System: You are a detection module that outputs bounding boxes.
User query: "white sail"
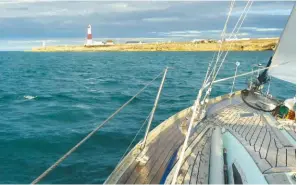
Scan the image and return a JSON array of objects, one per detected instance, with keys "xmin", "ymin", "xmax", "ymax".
[{"xmin": 269, "ymin": 5, "xmax": 296, "ymax": 84}]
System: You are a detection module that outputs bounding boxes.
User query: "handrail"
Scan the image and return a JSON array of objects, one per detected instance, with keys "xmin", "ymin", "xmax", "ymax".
[
  {"xmin": 230, "ymin": 62, "xmax": 240, "ymax": 95},
  {"xmin": 206, "ymin": 63, "xmax": 282, "ymax": 87},
  {"xmin": 31, "ymin": 69, "xmax": 165, "ymax": 184},
  {"xmin": 200, "ymin": 64, "xmax": 281, "ymax": 92},
  {"xmin": 141, "ymin": 67, "xmax": 168, "ymax": 149}
]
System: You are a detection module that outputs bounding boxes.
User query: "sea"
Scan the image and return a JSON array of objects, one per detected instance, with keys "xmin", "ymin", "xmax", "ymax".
[{"xmin": 0, "ymin": 51, "xmax": 295, "ymax": 183}]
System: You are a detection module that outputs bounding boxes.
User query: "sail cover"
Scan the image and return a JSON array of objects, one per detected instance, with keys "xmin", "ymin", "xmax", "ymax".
[{"xmin": 269, "ymin": 5, "xmax": 296, "ymax": 84}]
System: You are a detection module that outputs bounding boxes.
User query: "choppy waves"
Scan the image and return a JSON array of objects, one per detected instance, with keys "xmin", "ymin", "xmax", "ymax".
[{"xmin": 0, "ymin": 51, "xmax": 295, "ymax": 183}]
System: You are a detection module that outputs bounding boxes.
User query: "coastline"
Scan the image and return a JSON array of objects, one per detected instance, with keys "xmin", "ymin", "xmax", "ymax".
[{"xmin": 31, "ymin": 38, "xmax": 278, "ymax": 52}]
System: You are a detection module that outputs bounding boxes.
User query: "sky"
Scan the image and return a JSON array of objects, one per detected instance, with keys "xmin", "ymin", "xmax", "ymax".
[{"xmin": 0, "ymin": 0, "xmax": 295, "ymax": 50}]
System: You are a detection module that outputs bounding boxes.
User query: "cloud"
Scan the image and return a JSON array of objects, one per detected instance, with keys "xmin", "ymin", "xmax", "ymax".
[
  {"xmin": 0, "ymin": 1, "xmax": 171, "ymax": 18},
  {"xmin": 231, "ymin": 1, "xmax": 294, "ymax": 16},
  {"xmin": 152, "ymin": 30, "xmax": 229, "ymax": 38},
  {"xmin": 6, "ymin": 39, "xmax": 59, "ymax": 44},
  {"xmin": 205, "ymin": 30, "xmax": 222, "ymax": 33},
  {"xmin": 256, "ymin": 28, "xmax": 283, "ymax": 32},
  {"xmin": 224, "ymin": 32, "xmax": 250, "ymax": 37},
  {"xmin": 232, "ymin": 9, "xmax": 292, "ymax": 16},
  {"xmin": 241, "ymin": 27, "xmax": 283, "ymax": 32},
  {"xmin": 152, "ymin": 29, "xmax": 256, "ymax": 39},
  {"xmin": 0, "ymin": 1, "xmax": 293, "ymax": 45},
  {"xmin": 248, "ymin": 9, "xmax": 291, "ymax": 16},
  {"xmin": 154, "ymin": 30, "xmax": 201, "ymax": 37},
  {"xmin": 142, "ymin": 17, "xmax": 181, "ymax": 22}
]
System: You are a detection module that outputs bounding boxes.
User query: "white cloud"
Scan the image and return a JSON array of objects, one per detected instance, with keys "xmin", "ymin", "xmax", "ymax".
[
  {"xmin": 231, "ymin": 2, "xmax": 293, "ymax": 16},
  {"xmin": 0, "ymin": 1, "xmax": 170, "ymax": 18},
  {"xmin": 152, "ymin": 30, "xmax": 226, "ymax": 37},
  {"xmin": 0, "ymin": 0, "xmax": 59, "ymax": 5},
  {"xmin": 232, "ymin": 9, "xmax": 291, "ymax": 16},
  {"xmin": 151, "ymin": 29, "xmax": 252, "ymax": 38},
  {"xmin": 142, "ymin": 17, "xmax": 181, "ymax": 22},
  {"xmin": 6, "ymin": 39, "xmax": 60, "ymax": 44},
  {"xmin": 155, "ymin": 30, "xmax": 201, "ymax": 37},
  {"xmin": 39, "ymin": 9, "xmax": 69, "ymax": 16},
  {"xmin": 0, "ymin": 1, "xmax": 291, "ymax": 41},
  {"xmin": 225, "ymin": 32, "xmax": 250, "ymax": 37},
  {"xmin": 248, "ymin": 9, "xmax": 291, "ymax": 16},
  {"xmin": 205, "ymin": 30, "xmax": 222, "ymax": 33},
  {"xmin": 241, "ymin": 27, "xmax": 283, "ymax": 32},
  {"xmin": 255, "ymin": 28, "xmax": 283, "ymax": 32}
]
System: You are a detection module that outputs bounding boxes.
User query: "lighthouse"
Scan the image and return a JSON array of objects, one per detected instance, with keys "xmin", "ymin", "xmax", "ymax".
[{"xmin": 86, "ymin": 24, "xmax": 93, "ymax": 46}]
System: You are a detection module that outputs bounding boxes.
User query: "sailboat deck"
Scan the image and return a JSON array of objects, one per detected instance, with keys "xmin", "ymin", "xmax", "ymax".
[
  {"xmin": 106, "ymin": 93, "xmax": 296, "ymax": 184},
  {"xmin": 118, "ymin": 121, "xmax": 184, "ymax": 184}
]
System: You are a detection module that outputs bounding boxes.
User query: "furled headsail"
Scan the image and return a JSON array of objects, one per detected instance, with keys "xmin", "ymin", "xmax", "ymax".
[{"xmin": 269, "ymin": 4, "xmax": 296, "ymax": 84}]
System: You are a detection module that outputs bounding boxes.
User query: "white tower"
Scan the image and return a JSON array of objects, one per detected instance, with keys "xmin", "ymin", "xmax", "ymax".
[{"xmin": 86, "ymin": 24, "xmax": 93, "ymax": 46}]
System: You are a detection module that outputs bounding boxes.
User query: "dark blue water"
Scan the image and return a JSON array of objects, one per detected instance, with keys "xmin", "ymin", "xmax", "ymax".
[{"xmin": 0, "ymin": 51, "xmax": 295, "ymax": 183}]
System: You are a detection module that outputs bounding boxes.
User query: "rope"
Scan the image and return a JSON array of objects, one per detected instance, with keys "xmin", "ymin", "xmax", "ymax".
[
  {"xmin": 205, "ymin": 0, "xmax": 253, "ymax": 85},
  {"xmin": 201, "ymin": 0, "xmax": 253, "ymax": 109},
  {"xmin": 212, "ymin": 63, "xmax": 282, "ymax": 85},
  {"xmin": 171, "ymin": 6, "xmax": 254, "ymax": 182},
  {"xmin": 203, "ymin": 0, "xmax": 235, "ymax": 84},
  {"xmin": 212, "ymin": 0, "xmax": 253, "ymax": 82},
  {"xmin": 215, "ymin": 0, "xmax": 252, "ymax": 61},
  {"xmin": 203, "ymin": 0, "xmax": 235, "ymax": 85},
  {"xmin": 202, "ymin": 0, "xmax": 252, "ymax": 105},
  {"xmin": 31, "ymin": 70, "xmax": 165, "ymax": 184},
  {"xmin": 213, "ymin": 0, "xmax": 236, "ymax": 59}
]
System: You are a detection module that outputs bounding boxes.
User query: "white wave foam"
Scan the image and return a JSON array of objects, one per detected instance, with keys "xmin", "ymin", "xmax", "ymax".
[
  {"xmin": 24, "ymin": 95, "xmax": 36, "ymax": 100},
  {"xmin": 74, "ymin": 104, "xmax": 90, "ymax": 109}
]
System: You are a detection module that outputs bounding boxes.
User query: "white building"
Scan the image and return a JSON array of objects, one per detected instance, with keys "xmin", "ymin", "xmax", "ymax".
[
  {"xmin": 42, "ymin": 41, "xmax": 46, "ymax": 48},
  {"xmin": 105, "ymin": 40, "xmax": 115, "ymax": 45},
  {"xmin": 191, "ymin": 39, "xmax": 203, "ymax": 43},
  {"xmin": 93, "ymin": 41, "xmax": 104, "ymax": 46}
]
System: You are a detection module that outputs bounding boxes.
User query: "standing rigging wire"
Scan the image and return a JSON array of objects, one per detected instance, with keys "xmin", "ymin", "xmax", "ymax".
[
  {"xmin": 201, "ymin": 1, "xmax": 253, "ymax": 109},
  {"xmin": 212, "ymin": 1, "xmax": 253, "ymax": 82},
  {"xmin": 204, "ymin": 0, "xmax": 237, "ymax": 85},
  {"xmin": 204, "ymin": 0, "xmax": 253, "ymax": 88},
  {"xmin": 172, "ymin": 2, "xmax": 254, "ymax": 183},
  {"xmin": 214, "ymin": 0, "xmax": 251, "ymax": 60},
  {"xmin": 171, "ymin": 2, "xmax": 240, "ymax": 184},
  {"xmin": 201, "ymin": 1, "xmax": 251, "ymax": 106},
  {"xmin": 203, "ymin": 0, "xmax": 236, "ymax": 86},
  {"xmin": 204, "ymin": 0, "xmax": 253, "ymax": 86}
]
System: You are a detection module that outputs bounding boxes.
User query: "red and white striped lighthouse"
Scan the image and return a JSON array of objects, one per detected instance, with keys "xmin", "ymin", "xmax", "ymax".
[{"xmin": 86, "ymin": 24, "xmax": 93, "ymax": 46}]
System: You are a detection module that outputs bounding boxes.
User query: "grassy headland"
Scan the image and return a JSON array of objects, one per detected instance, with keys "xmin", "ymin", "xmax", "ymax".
[{"xmin": 31, "ymin": 38, "xmax": 278, "ymax": 52}]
